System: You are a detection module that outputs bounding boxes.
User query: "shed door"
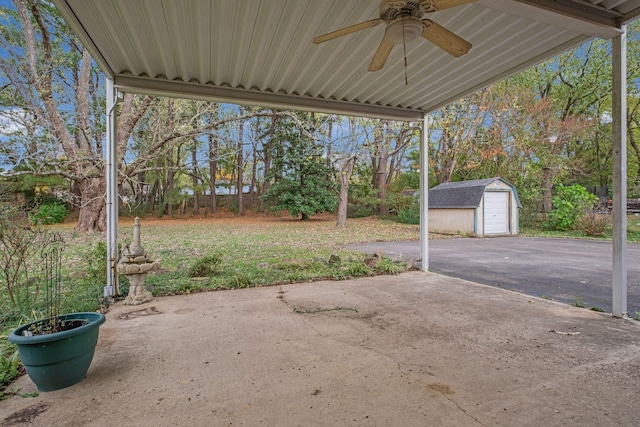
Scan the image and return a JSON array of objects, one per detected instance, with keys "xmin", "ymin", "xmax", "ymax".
[{"xmin": 484, "ymin": 191, "xmax": 509, "ymax": 234}]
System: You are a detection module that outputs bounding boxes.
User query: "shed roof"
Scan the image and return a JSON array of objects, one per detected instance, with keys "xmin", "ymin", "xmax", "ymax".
[{"xmin": 429, "ymin": 177, "xmax": 521, "ymax": 209}]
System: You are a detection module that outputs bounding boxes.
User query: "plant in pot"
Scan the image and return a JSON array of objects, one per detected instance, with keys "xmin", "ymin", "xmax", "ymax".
[{"xmin": 7, "ymin": 233, "xmax": 105, "ymax": 392}]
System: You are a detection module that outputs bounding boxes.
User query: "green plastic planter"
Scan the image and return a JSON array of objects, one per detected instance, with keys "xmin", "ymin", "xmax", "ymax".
[{"xmin": 8, "ymin": 312, "xmax": 105, "ymax": 392}]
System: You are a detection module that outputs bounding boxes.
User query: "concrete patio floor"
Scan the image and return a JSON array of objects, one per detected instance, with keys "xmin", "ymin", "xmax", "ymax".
[{"xmin": 2, "ymin": 271, "xmax": 639, "ymax": 426}]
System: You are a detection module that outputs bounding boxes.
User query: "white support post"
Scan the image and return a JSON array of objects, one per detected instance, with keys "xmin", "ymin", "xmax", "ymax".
[
  {"xmin": 105, "ymin": 77, "xmax": 119, "ymax": 298},
  {"xmin": 612, "ymin": 25, "xmax": 628, "ymax": 318},
  {"xmin": 420, "ymin": 114, "xmax": 429, "ymax": 271}
]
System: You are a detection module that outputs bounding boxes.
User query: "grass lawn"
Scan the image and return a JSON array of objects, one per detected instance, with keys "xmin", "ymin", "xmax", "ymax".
[
  {"xmin": 521, "ymin": 213, "xmax": 640, "ymax": 243},
  {"xmin": 60, "ymin": 213, "xmax": 422, "ymax": 292},
  {"xmin": 129, "ymin": 214, "xmax": 419, "ymax": 293},
  {"xmin": 1, "ymin": 213, "xmax": 422, "ymax": 396}
]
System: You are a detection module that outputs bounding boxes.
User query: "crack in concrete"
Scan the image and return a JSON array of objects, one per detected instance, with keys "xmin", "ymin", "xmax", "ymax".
[{"xmin": 275, "ymin": 287, "xmax": 486, "ymax": 425}]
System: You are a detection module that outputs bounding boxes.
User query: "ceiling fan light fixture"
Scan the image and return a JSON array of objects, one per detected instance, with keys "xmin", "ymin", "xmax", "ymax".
[{"xmin": 385, "ymin": 17, "xmax": 424, "ymax": 44}]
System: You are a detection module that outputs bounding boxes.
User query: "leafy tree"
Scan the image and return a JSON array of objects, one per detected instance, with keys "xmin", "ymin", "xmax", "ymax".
[
  {"xmin": 428, "ymin": 89, "xmax": 491, "ymax": 184},
  {"xmin": 331, "ymin": 116, "xmax": 359, "ymax": 227},
  {"xmin": 367, "ymin": 119, "xmax": 418, "ymax": 215},
  {"xmin": 0, "ymin": 1, "xmax": 153, "ymax": 232},
  {"xmin": 502, "ymin": 39, "xmax": 610, "ymax": 213},
  {"xmin": 544, "ymin": 184, "xmax": 598, "ymax": 231},
  {"xmin": 626, "ymin": 23, "xmax": 640, "ymax": 188},
  {"xmin": 262, "ymin": 114, "xmax": 337, "ymax": 220}
]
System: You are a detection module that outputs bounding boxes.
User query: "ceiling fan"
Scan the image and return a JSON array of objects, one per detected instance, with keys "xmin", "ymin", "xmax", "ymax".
[{"xmin": 313, "ymin": 0, "xmax": 474, "ymax": 72}]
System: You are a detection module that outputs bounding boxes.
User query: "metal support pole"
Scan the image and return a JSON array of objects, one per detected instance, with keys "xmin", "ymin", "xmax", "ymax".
[
  {"xmin": 612, "ymin": 25, "xmax": 627, "ymax": 318},
  {"xmin": 105, "ymin": 77, "xmax": 119, "ymax": 298},
  {"xmin": 420, "ymin": 114, "xmax": 429, "ymax": 271}
]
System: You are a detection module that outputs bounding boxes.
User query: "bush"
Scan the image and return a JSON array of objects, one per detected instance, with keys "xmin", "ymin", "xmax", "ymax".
[
  {"xmin": 372, "ymin": 257, "xmax": 406, "ymax": 274},
  {"xmin": 517, "ymin": 183, "xmax": 545, "ymax": 227},
  {"xmin": 544, "ymin": 184, "xmax": 597, "ymax": 231},
  {"xmin": 0, "ymin": 341, "xmax": 20, "ymax": 400},
  {"xmin": 347, "ymin": 196, "xmax": 379, "ymax": 218},
  {"xmin": 575, "ymin": 213, "xmax": 611, "ymax": 237},
  {"xmin": 0, "ymin": 206, "xmax": 47, "ymax": 310},
  {"xmin": 343, "ymin": 261, "xmax": 372, "ymax": 277},
  {"xmin": 397, "ymin": 201, "xmax": 420, "ymax": 225},
  {"xmin": 64, "ymin": 241, "xmax": 111, "ymax": 312},
  {"xmin": 30, "ymin": 202, "xmax": 68, "ymax": 225},
  {"xmin": 347, "ymin": 203, "xmax": 376, "ymax": 218},
  {"xmin": 385, "ymin": 193, "xmax": 414, "ymax": 216},
  {"xmin": 389, "ymin": 172, "xmax": 419, "ymax": 194},
  {"xmin": 188, "ymin": 253, "xmax": 223, "ymax": 277}
]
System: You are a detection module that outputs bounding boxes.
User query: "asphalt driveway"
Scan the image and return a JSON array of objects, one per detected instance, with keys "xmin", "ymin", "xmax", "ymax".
[{"xmin": 346, "ymin": 237, "xmax": 640, "ymax": 315}]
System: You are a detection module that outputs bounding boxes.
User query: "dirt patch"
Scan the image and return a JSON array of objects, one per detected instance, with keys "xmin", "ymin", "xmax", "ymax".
[
  {"xmin": 2, "ymin": 403, "xmax": 50, "ymax": 426},
  {"xmin": 116, "ymin": 306, "xmax": 162, "ymax": 320}
]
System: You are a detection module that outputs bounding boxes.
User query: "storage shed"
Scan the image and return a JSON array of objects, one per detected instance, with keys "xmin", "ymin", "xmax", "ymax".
[{"xmin": 429, "ymin": 178, "xmax": 521, "ymax": 237}]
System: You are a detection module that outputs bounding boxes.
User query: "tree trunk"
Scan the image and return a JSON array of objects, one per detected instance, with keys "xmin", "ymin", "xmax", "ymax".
[
  {"xmin": 250, "ymin": 117, "xmax": 260, "ymax": 201},
  {"xmin": 136, "ymin": 171, "xmax": 145, "ymax": 204},
  {"xmin": 336, "ymin": 156, "xmax": 355, "ymax": 227},
  {"xmin": 541, "ymin": 167, "xmax": 555, "ymax": 216},
  {"xmin": 251, "ymin": 140, "xmax": 258, "ymax": 195},
  {"xmin": 75, "ymin": 177, "xmax": 107, "ymax": 233},
  {"xmin": 337, "ymin": 118, "xmax": 355, "ymax": 227},
  {"xmin": 237, "ymin": 120, "xmax": 244, "ymax": 215},
  {"xmin": 300, "ymin": 171, "xmax": 307, "ymax": 221},
  {"xmin": 192, "ymin": 142, "xmax": 199, "ymax": 215},
  {"xmin": 376, "ymin": 121, "xmax": 390, "ymax": 216},
  {"xmin": 165, "ymin": 100, "xmax": 175, "ymax": 216},
  {"xmin": 209, "ymin": 133, "xmax": 218, "ymax": 213},
  {"xmin": 376, "ymin": 156, "xmax": 389, "ymax": 215},
  {"xmin": 259, "ymin": 114, "xmax": 276, "ymax": 212},
  {"xmin": 327, "ymin": 122, "xmax": 333, "ymax": 168},
  {"xmin": 69, "ymin": 180, "xmax": 82, "ymax": 214},
  {"xmin": 370, "ymin": 121, "xmax": 384, "ymax": 191},
  {"xmin": 249, "ymin": 143, "xmax": 257, "ymax": 210},
  {"xmin": 166, "ymin": 157, "xmax": 174, "ymax": 216},
  {"xmin": 150, "ymin": 181, "xmax": 158, "ymax": 211}
]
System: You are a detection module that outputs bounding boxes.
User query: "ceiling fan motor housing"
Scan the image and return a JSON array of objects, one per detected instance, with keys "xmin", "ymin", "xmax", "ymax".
[
  {"xmin": 385, "ymin": 18, "xmax": 425, "ymax": 44},
  {"xmin": 380, "ymin": 1, "xmax": 430, "ymax": 44},
  {"xmin": 380, "ymin": 0, "xmax": 431, "ymax": 21}
]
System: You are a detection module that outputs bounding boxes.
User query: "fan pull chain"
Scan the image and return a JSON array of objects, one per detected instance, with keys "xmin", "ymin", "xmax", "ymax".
[{"xmin": 401, "ymin": 17, "xmax": 409, "ymax": 85}]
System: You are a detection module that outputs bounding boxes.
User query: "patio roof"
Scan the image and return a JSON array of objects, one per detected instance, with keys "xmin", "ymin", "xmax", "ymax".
[
  {"xmin": 50, "ymin": 0, "xmax": 640, "ymax": 317},
  {"xmin": 52, "ymin": 0, "xmax": 640, "ymax": 120}
]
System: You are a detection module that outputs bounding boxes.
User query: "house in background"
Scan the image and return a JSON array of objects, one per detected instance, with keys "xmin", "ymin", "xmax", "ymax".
[{"xmin": 429, "ymin": 178, "xmax": 521, "ymax": 237}]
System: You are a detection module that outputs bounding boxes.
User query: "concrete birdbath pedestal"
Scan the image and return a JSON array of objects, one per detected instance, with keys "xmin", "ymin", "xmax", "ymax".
[{"xmin": 117, "ymin": 217, "xmax": 161, "ymax": 306}]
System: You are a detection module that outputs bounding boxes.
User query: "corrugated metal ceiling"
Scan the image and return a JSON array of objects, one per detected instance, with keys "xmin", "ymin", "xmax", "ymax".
[{"xmin": 53, "ymin": 0, "xmax": 640, "ymax": 120}]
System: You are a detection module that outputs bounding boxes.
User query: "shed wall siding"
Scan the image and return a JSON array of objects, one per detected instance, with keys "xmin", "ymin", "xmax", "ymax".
[
  {"xmin": 428, "ymin": 209, "xmax": 476, "ymax": 236},
  {"xmin": 510, "ymin": 192, "xmax": 519, "ymax": 235}
]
